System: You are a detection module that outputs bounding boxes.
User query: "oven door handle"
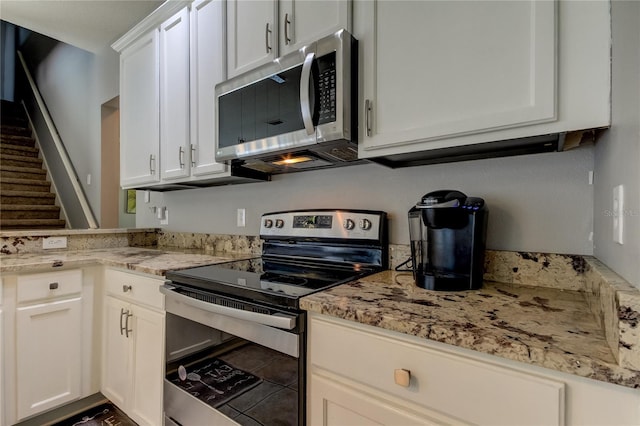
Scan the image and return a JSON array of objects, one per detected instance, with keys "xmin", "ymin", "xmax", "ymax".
[{"xmin": 160, "ymin": 284, "xmax": 297, "ymax": 330}]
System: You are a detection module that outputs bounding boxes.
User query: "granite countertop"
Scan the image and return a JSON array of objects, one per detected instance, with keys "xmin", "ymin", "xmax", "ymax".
[
  {"xmin": 300, "ymin": 269, "xmax": 640, "ymax": 389},
  {"xmin": 0, "ymin": 246, "xmax": 254, "ymax": 276}
]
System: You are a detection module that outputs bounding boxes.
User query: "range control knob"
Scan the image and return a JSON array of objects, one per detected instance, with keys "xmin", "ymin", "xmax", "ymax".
[
  {"xmin": 359, "ymin": 218, "xmax": 372, "ymax": 230},
  {"xmin": 343, "ymin": 218, "xmax": 355, "ymax": 230},
  {"xmin": 275, "ymin": 219, "xmax": 285, "ymax": 228},
  {"xmin": 264, "ymin": 219, "xmax": 274, "ymax": 228}
]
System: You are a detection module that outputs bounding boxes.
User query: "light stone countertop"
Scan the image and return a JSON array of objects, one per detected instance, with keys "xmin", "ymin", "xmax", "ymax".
[
  {"xmin": 300, "ymin": 270, "xmax": 640, "ymax": 389},
  {"xmin": 0, "ymin": 246, "xmax": 253, "ymax": 276}
]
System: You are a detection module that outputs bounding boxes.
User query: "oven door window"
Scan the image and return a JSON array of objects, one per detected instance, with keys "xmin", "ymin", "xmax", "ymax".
[{"xmin": 165, "ymin": 312, "xmax": 301, "ymax": 426}]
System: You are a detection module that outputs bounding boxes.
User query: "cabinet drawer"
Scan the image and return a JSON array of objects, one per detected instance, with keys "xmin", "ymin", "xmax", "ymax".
[
  {"xmin": 310, "ymin": 315, "xmax": 565, "ymax": 426},
  {"xmin": 104, "ymin": 268, "xmax": 164, "ymax": 310},
  {"xmin": 17, "ymin": 269, "xmax": 82, "ymax": 304}
]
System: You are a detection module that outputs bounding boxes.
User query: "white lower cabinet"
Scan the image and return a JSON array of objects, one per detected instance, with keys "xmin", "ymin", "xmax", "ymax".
[
  {"xmin": 308, "ymin": 313, "xmax": 640, "ymax": 426},
  {"xmin": 12, "ymin": 269, "xmax": 86, "ymax": 422},
  {"xmin": 101, "ymin": 269, "xmax": 165, "ymax": 426},
  {"xmin": 16, "ymin": 298, "xmax": 82, "ymax": 419}
]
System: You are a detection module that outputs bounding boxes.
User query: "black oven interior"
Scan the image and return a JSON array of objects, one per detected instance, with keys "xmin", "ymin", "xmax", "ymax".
[{"xmin": 164, "ymin": 311, "xmax": 304, "ymax": 426}]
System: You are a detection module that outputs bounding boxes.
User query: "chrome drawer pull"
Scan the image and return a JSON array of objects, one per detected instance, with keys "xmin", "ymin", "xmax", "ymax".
[
  {"xmin": 120, "ymin": 308, "xmax": 126, "ymax": 335},
  {"xmin": 123, "ymin": 285, "xmax": 132, "ymax": 293},
  {"xmin": 49, "ymin": 282, "xmax": 59, "ymax": 290}
]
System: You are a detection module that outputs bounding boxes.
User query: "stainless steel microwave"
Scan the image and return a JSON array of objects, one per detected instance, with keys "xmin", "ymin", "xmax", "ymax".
[{"xmin": 215, "ymin": 29, "xmax": 361, "ymax": 174}]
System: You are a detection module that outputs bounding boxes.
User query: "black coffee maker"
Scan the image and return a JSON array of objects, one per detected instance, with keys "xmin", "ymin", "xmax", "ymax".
[{"xmin": 408, "ymin": 190, "xmax": 488, "ymax": 291}]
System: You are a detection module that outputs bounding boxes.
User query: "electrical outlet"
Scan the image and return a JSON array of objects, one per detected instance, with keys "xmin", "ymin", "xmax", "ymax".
[
  {"xmin": 160, "ymin": 209, "xmax": 169, "ymax": 225},
  {"xmin": 613, "ymin": 185, "xmax": 624, "ymax": 244},
  {"xmin": 237, "ymin": 208, "xmax": 246, "ymax": 227},
  {"xmin": 43, "ymin": 236, "xmax": 68, "ymax": 250}
]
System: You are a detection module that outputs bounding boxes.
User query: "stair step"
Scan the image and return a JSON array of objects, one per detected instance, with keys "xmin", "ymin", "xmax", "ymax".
[
  {"xmin": 0, "ymin": 154, "xmax": 43, "ymax": 168},
  {"xmin": 0, "ymin": 143, "xmax": 39, "ymax": 157},
  {"xmin": 0, "ymin": 165, "xmax": 47, "ymax": 180},
  {"xmin": 0, "ymin": 115, "xmax": 29, "ymax": 129},
  {"xmin": 0, "ymin": 134, "xmax": 35, "ymax": 147},
  {"xmin": 1, "ymin": 100, "xmax": 27, "ymax": 117},
  {"xmin": 0, "ymin": 218, "xmax": 66, "ymax": 230},
  {"xmin": 0, "ymin": 204, "xmax": 61, "ymax": 220},
  {"xmin": 0, "ymin": 177, "xmax": 51, "ymax": 192},
  {"xmin": 1, "ymin": 190, "xmax": 56, "ymax": 205}
]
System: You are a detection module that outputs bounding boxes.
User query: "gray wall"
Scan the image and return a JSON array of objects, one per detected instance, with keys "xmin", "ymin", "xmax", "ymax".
[
  {"xmin": 593, "ymin": 1, "xmax": 640, "ymax": 288},
  {"xmin": 23, "ymin": 38, "xmax": 120, "ymax": 227},
  {"xmin": 137, "ymin": 146, "xmax": 595, "ymax": 256}
]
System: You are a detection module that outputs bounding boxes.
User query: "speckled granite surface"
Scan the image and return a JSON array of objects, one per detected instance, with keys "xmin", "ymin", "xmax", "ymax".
[
  {"xmin": 157, "ymin": 231, "xmax": 262, "ymax": 255},
  {"xmin": 0, "ymin": 229, "xmax": 157, "ymax": 255},
  {"xmin": 0, "ymin": 246, "xmax": 252, "ymax": 276},
  {"xmin": 300, "ymin": 265, "xmax": 640, "ymax": 389}
]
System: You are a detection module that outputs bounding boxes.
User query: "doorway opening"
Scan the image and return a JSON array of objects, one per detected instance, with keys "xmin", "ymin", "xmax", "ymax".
[{"xmin": 101, "ymin": 96, "xmax": 134, "ymax": 228}]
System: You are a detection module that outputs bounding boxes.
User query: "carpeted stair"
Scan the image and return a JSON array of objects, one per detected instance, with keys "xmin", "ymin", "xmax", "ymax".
[{"xmin": 1, "ymin": 100, "xmax": 66, "ymax": 230}]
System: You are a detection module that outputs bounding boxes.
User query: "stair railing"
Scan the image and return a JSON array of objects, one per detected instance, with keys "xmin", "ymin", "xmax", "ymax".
[{"xmin": 16, "ymin": 50, "xmax": 98, "ymax": 229}]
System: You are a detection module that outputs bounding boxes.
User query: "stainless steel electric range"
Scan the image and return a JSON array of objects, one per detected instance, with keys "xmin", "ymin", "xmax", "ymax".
[{"xmin": 161, "ymin": 209, "xmax": 388, "ymax": 426}]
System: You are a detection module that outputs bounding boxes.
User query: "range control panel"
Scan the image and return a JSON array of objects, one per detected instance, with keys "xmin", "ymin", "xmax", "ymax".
[{"xmin": 260, "ymin": 210, "xmax": 384, "ymax": 240}]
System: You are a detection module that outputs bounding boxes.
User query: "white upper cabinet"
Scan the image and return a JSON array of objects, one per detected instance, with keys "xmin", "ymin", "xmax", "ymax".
[
  {"xmin": 278, "ymin": 0, "xmax": 351, "ymax": 55},
  {"xmin": 190, "ymin": 0, "xmax": 228, "ymax": 177},
  {"xmin": 227, "ymin": 0, "xmax": 352, "ymax": 78},
  {"xmin": 160, "ymin": 7, "xmax": 191, "ymax": 181},
  {"xmin": 354, "ymin": 0, "xmax": 610, "ymax": 160},
  {"xmin": 226, "ymin": 0, "xmax": 278, "ymax": 78},
  {"xmin": 120, "ymin": 31, "xmax": 160, "ymax": 187}
]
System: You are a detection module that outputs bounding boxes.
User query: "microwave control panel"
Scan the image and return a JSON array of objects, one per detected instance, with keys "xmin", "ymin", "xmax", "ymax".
[{"xmin": 317, "ymin": 52, "xmax": 337, "ymax": 125}]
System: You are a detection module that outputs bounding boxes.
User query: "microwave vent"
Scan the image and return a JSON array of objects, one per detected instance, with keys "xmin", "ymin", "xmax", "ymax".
[{"xmin": 319, "ymin": 146, "xmax": 359, "ymax": 162}]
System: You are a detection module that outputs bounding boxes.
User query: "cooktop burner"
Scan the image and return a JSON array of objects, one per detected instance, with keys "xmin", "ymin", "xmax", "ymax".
[{"xmin": 166, "ymin": 257, "xmax": 375, "ymax": 310}]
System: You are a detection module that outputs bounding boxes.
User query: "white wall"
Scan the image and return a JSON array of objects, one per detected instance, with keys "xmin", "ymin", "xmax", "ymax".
[
  {"xmin": 30, "ymin": 42, "xmax": 120, "ymax": 226},
  {"xmin": 137, "ymin": 146, "xmax": 595, "ymax": 256},
  {"xmin": 593, "ymin": 1, "xmax": 640, "ymax": 288}
]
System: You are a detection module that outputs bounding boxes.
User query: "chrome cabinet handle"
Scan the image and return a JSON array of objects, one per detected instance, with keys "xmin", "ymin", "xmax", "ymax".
[
  {"xmin": 265, "ymin": 22, "xmax": 272, "ymax": 53},
  {"xmin": 365, "ymin": 99, "xmax": 373, "ymax": 137},
  {"xmin": 149, "ymin": 154, "xmax": 156, "ymax": 175},
  {"xmin": 179, "ymin": 146, "xmax": 185, "ymax": 169},
  {"xmin": 284, "ymin": 13, "xmax": 291, "ymax": 45},
  {"xmin": 120, "ymin": 308, "xmax": 126, "ymax": 336},
  {"xmin": 125, "ymin": 310, "xmax": 133, "ymax": 338},
  {"xmin": 49, "ymin": 282, "xmax": 59, "ymax": 290},
  {"xmin": 123, "ymin": 285, "xmax": 132, "ymax": 293},
  {"xmin": 190, "ymin": 144, "xmax": 196, "ymax": 167},
  {"xmin": 300, "ymin": 52, "xmax": 316, "ymax": 136}
]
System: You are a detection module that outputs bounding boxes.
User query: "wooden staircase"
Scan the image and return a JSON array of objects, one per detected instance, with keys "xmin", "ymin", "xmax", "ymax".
[{"xmin": 1, "ymin": 100, "xmax": 66, "ymax": 230}]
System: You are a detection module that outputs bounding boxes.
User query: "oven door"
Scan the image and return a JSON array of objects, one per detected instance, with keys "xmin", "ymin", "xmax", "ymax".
[{"xmin": 161, "ymin": 284, "xmax": 304, "ymax": 426}]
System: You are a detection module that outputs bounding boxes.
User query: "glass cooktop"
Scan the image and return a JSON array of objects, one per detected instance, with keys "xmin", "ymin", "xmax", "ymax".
[{"xmin": 165, "ymin": 257, "xmax": 374, "ymax": 310}]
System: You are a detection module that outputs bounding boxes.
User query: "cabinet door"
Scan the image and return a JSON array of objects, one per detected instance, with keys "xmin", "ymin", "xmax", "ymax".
[
  {"xmin": 128, "ymin": 305, "xmax": 165, "ymax": 426},
  {"xmin": 190, "ymin": 0, "xmax": 228, "ymax": 177},
  {"xmin": 356, "ymin": 0, "xmax": 556, "ymax": 155},
  {"xmin": 160, "ymin": 7, "xmax": 192, "ymax": 181},
  {"xmin": 279, "ymin": 0, "xmax": 351, "ymax": 55},
  {"xmin": 101, "ymin": 296, "xmax": 131, "ymax": 410},
  {"xmin": 16, "ymin": 298, "xmax": 82, "ymax": 419},
  {"xmin": 120, "ymin": 30, "xmax": 161, "ymax": 188},
  {"xmin": 226, "ymin": 0, "xmax": 278, "ymax": 78}
]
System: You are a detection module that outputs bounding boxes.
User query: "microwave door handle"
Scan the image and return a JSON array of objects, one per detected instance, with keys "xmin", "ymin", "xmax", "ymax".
[{"xmin": 300, "ymin": 52, "xmax": 316, "ymax": 135}]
